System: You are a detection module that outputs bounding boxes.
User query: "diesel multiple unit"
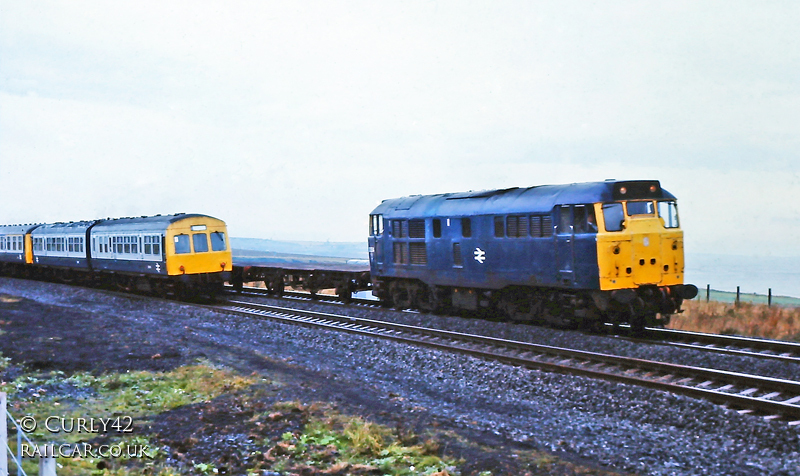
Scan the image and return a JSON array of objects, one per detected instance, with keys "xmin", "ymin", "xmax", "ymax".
[
  {"xmin": 0, "ymin": 214, "xmax": 232, "ymax": 297},
  {"xmin": 368, "ymin": 180, "xmax": 697, "ymax": 329}
]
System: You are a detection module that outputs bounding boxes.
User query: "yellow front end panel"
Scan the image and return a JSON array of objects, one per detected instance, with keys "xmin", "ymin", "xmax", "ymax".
[
  {"xmin": 165, "ymin": 216, "xmax": 233, "ymax": 276},
  {"xmin": 25, "ymin": 234, "xmax": 33, "ymax": 264},
  {"xmin": 595, "ymin": 205, "xmax": 685, "ymax": 291}
]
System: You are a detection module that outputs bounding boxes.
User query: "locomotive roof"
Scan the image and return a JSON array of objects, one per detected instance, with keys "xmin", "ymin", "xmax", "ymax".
[{"xmin": 371, "ymin": 180, "xmax": 677, "ymax": 217}]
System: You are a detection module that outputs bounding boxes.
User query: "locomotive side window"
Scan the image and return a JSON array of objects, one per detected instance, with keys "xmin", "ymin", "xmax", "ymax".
[
  {"xmin": 174, "ymin": 234, "xmax": 191, "ymax": 254},
  {"xmin": 626, "ymin": 201, "xmax": 655, "ymax": 216},
  {"xmin": 602, "ymin": 203, "xmax": 625, "ymax": 232},
  {"xmin": 658, "ymin": 201, "xmax": 679, "ymax": 228},
  {"xmin": 461, "ymin": 218, "xmax": 472, "ymax": 238},
  {"xmin": 432, "ymin": 219, "xmax": 442, "ymax": 238},
  {"xmin": 557, "ymin": 206, "xmax": 571, "ymax": 234},
  {"xmin": 494, "ymin": 217, "xmax": 504, "ymax": 237},
  {"xmin": 193, "ymin": 233, "xmax": 209, "ymax": 253},
  {"xmin": 210, "ymin": 232, "xmax": 226, "ymax": 251}
]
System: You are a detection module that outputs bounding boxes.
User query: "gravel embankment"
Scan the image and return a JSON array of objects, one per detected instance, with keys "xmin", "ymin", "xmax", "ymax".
[{"xmin": 2, "ymin": 278, "xmax": 799, "ymax": 476}]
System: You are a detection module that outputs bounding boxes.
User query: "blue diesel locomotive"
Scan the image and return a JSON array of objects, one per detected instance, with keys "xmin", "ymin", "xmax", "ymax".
[{"xmin": 368, "ymin": 180, "xmax": 698, "ymax": 329}]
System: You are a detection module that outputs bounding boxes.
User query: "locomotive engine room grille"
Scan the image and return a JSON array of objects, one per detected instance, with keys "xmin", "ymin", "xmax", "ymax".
[{"xmin": 409, "ymin": 243, "xmax": 427, "ymax": 265}]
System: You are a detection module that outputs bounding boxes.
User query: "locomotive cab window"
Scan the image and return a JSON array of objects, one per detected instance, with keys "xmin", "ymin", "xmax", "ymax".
[
  {"xmin": 210, "ymin": 232, "xmax": 226, "ymax": 251},
  {"xmin": 626, "ymin": 200, "xmax": 655, "ymax": 216},
  {"xmin": 174, "ymin": 234, "xmax": 191, "ymax": 254},
  {"xmin": 658, "ymin": 200, "xmax": 679, "ymax": 228},
  {"xmin": 573, "ymin": 205, "xmax": 597, "ymax": 234},
  {"xmin": 602, "ymin": 203, "xmax": 625, "ymax": 232},
  {"xmin": 370, "ymin": 215, "xmax": 383, "ymax": 236}
]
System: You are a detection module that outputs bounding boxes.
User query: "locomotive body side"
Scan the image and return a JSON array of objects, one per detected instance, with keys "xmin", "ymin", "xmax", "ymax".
[{"xmin": 369, "ymin": 180, "xmax": 696, "ymax": 329}]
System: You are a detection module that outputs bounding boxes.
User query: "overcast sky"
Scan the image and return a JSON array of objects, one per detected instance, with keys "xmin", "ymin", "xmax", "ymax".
[{"xmin": 2, "ymin": 1, "xmax": 799, "ymax": 257}]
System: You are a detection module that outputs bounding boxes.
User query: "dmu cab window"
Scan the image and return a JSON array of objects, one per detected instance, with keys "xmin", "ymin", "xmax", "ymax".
[
  {"xmin": 210, "ymin": 232, "xmax": 226, "ymax": 251},
  {"xmin": 658, "ymin": 201, "xmax": 679, "ymax": 228},
  {"xmin": 174, "ymin": 234, "xmax": 191, "ymax": 254},
  {"xmin": 193, "ymin": 233, "xmax": 209, "ymax": 253},
  {"xmin": 602, "ymin": 203, "xmax": 625, "ymax": 232}
]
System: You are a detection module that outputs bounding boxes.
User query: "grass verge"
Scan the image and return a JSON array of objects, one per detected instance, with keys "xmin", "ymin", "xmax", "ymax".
[{"xmin": 673, "ymin": 300, "xmax": 800, "ymax": 341}]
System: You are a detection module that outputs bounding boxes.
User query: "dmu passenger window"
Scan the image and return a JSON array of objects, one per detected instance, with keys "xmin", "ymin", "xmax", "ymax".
[
  {"xmin": 210, "ymin": 232, "xmax": 226, "ymax": 251},
  {"xmin": 174, "ymin": 234, "xmax": 191, "ymax": 254},
  {"xmin": 193, "ymin": 233, "xmax": 209, "ymax": 253}
]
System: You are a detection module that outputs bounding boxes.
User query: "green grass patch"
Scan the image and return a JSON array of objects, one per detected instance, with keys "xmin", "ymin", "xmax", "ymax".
[
  {"xmin": 267, "ymin": 408, "xmax": 456, "ymax": 475},
  {"xmin": 2, "ymin": 361, "xmax": 256, "ymax": 475}
]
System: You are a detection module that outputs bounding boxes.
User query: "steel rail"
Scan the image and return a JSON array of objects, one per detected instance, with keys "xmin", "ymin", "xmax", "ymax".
[
  {"xmin": 227, "ymin": 286, "xmax": 800, "ymax": 364},
  {"xmin": 211, "ymin": 299, "xmax": 800, "ymax": 423}
]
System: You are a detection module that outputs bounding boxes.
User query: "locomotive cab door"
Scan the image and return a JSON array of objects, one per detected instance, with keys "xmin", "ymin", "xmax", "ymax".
[{"xmin": 555, "ymin": 206, "xmax": 575, "ymax": 286}]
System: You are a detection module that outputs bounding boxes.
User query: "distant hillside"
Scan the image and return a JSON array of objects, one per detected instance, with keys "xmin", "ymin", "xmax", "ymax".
[{"xmin": 231, "ymin": 237, "xmax": 367, "ymax": 260}]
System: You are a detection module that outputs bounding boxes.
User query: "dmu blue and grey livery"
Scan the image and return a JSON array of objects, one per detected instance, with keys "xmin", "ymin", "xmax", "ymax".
[
  {"xmin": 0, "ymin": 214, "xmax": 232, "ymax": 297},
  {"xmin": 368, "ymin": 180, "xmax": 698, "ymax": 330}
]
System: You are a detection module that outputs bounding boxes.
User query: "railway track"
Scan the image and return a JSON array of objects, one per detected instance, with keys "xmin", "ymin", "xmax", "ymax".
[
  {"xmin": 211, "ymin": 298, "xmax": 800, "ymax": 425},
  {"xmin": 228, "ymin": 286, "xmax": 800, "ymax": 364}
]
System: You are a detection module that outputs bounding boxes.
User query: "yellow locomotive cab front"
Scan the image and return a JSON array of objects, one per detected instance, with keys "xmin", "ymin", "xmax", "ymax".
[{"xmin": 595, "ymin": 199, "xmax": 684, "ymax": 291}]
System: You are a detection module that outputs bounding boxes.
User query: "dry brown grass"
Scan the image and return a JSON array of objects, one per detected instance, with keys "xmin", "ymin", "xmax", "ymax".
[{"xmin": 671, "ymin": 300, "xmax": 800, "ymax": 341}]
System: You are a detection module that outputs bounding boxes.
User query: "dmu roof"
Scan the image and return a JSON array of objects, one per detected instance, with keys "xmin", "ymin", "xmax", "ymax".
[
  {"xmin": 371, "ymin": 180, "xmax": 677, "ymax": 218},
  {"xmin": 91, "ymin": 214, "xmax": 216, "ymax": 233}
]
